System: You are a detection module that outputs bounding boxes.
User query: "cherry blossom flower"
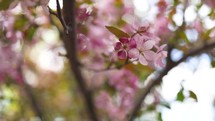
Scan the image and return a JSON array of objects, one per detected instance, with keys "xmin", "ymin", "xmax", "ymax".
[
  {"xmin": 95, "ymin": 91, "xmax": 125, "ymax": 121},
  {"xmin": 77, "ymin": 7, "xmax": 91, "ymax": 22},
  {"xmin": 0, "ymin": 12, "xmax": 23, "ymax": 43},
  {"xmin": 77, "ymin": 33, "xmax": 89, "ymax": 51},
  {"xmin": 9, "ymin": 0, "xmax": 50, "ymax": 14},
  {"xmin": 107, "ymin": 69, "xmax": 138, "ymax": 91},
  {"xmin": 129, "ymin": 38, "xmax": 158, "ymax": 65},
  {"xmin": 154, "ymin": 44, "xmax": 167, "ymax": 67},
  {"xmin": 96, "ymin": 69, "xmax": 139, "ymax": 121},
  {"xmin": 114, "ymin": 37, "xmax": 136, "ymax": 59},
  {"xmin": 153, "ymin": 17, "xmax": 170, "ymax": 37}
]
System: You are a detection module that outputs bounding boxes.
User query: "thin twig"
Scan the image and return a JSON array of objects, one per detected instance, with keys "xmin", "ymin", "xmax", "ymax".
[
  {"xmin": 128, "ymin": 41, "xmax": 215, "ymax": 121},
  {"xmin": 80, "ymin": 59, "xmax": 138, "ymax": 72},
  {"xmin": 48, "ymin": 6, "xmax": 59, "ymax": 17},
  {"xmin": 56, "ymin": 0, "xmax": 69, "ymax": 34}
]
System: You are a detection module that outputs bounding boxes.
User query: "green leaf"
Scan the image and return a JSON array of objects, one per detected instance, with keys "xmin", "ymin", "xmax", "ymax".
[
  {"xmin": 160, "ymin": 102, "xmax": 171, "ymax": 109},
  {"xmin": 14, "ymin": 15, "xmax": 28, "ymax": 29},
  {"xmin": 180, "ymin": 31, "xmax": 190, "ymax": 43},
  {"xmin": 103, "ymin": 81, "xmax": 116, "ymax": 96},
  {"xmin": 26, "ymin": 27, "xmax": 37, "ymax": 41},
  {"xmin": 176, "ymin": 89, "xmax": 185, "ymax": 102},
  {"xmin": 173, "ymin": 0, "xmax": 180, "ymax": 6},
  {"xmin": 211, "ymin": 60, "xmax": 215, "ymax": 67},
  {"xmin": 157, "ymin": 112, "xmax": 163, "ymax": 121},
  {"xmin": 189, "ymin": 90, "xmax": 198, "ymax": 102},
  {"xmin": 146, "ymin": 104, "xmax": 156, "ymax": 111},
  {"xmin": 135, "ymin": 110, "xmax": 144, "ymax": 118},
  {"xmin": 203, "ymin": 29, "xmax": 212, "ymax": 40},
  {"xmin": 0, "ymin": 0, "xmax": 14, "ymax": 10},
  {"xmin": 105, "ymin": 26, "xmax": 130, "ymax": 38}
]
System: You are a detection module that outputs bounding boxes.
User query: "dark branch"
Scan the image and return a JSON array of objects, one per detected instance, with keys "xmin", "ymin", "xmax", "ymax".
[
  {"xmin": 128, "ymin": 41, "xmax": 215, "ymax": 121},
  {"xmin": 19, "ymin": 66, "xmax": 46, "ymax": 121},
  {"xmin": 55, "ymin": 0, "xmax": 68, "ymax": 34},
  {"xmin": 48, "ymin": 6, "xmax": 58, "ymax": 17},
  {"xmin": 62, "ymin": 0, "xmax": 98, "ymax": 121},
  {"xmin": 23, "ymin": 83, "xmax": 46, "ymax": 121}
]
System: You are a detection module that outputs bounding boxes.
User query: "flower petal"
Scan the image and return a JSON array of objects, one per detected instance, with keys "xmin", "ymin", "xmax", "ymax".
[
  {"xmin": 139, "ymin": 54, "xmax": 148, "ymax": 65},
  {"xmin": 118, "ymin": 50, "xmax": 127, "ymax": 59},
  {"xmin": 128, "ymin": 38, "xmax": 137, "ymax": 49},
  {"xmin": 115, "ymin": 42, "xmax": 123, "ymax": 51},
  {"xmin": 119, "ymin": 37, "xmax": 129, "ymax": 44},
  {"xmin": 142, "ymin": 40, "xmax": 155, "ymax": 50},
  {"xmin": 128, "ymin": 48, "xmax": 139, "ymax": 59},
  {"xmin": 156, "ymin": 58, "xmax": 165, "ymax": 67},
  {"xmin": 143, "ymin": 50, "xmax": 158, "ymax": 61}
]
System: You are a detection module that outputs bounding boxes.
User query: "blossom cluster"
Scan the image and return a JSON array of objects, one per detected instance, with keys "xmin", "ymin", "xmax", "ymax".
[
  {"xmin": 96, "ymin": 69, "xmax": 138, "ymax": 121},
  {"xmin": 114, "ymin": 25, "xmax": 167, "ymax": 67},
  {"xmin": 0, "ymin": 42, "xmax": 22, "ymax": 82},
  {"xmin": 0, "ymin": 0, "xmax": 50, "ymax": 82}
]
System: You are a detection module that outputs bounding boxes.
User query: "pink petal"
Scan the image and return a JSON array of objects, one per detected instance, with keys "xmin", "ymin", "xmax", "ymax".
[
  {"xmin": 115, "ymin": 42, "xmax": 123, "ymax": 51},
  {"xmin": 156, "ymin": 59, "xmax": 165, "ymax": 67},
  {"xmin": 143, "ymin": 50, "xmax": 158, "ymax": 61},
  {"xmin": 128, "ymin": 38, "xmax": 137, "ymax": 49},
  {"xmin": 161, "ymin": 51, "xmax": 167, "ymax": 57},
  {"xmin": 118, "ymin": 50, "xmax": 127, "ymax": 59},
  {"xmin": 142, "ymin": 40, "xmax": 155, "ymax": 50},
  {"xmin": 160, "ymin": 44, "xmax": 167, "ymax": 50},
  {"xmin": 128, "ymin": 48, "xmax": 139, "ymax": 59},
  {"xmin": 135, "ymin": 38, "xmax": 144, "ymax": 49},
  {"xmin": 139, "ymin": 54, "xmax": 148, "ymax": 65},
  {"xmin": 119, "ymin": 37, "xmax": 129, "ymax": 44}
]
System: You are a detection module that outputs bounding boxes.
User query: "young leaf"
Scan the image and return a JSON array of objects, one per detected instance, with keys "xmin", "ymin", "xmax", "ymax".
[
  {"xmin": 180, "ymin": 31, "xmax": 190, "ymax": 44},
  {"xmin": 160, "ymin": 102, "xmax": 171, "ymax": 109},
  {"xmin": 105, "ymin": 26, "xmax": 130, "ymax": 38},
  {"xmin": 176, "ymin": 89, "xmax": 185, "ymax": 102},
  {"xmin": 157, "ymin": 112, "xmax": 163, "ymax": 121},
  {"xmin": 189, "ymin": 90, "xmax": 198, "ymax": 102},
  {"xmin": 0, "ymin": 0, "xmax": 14, "ymax": 10},
  {"xmin": 25, "ymin": 26, "xmax": 37, "ymax": 41}
]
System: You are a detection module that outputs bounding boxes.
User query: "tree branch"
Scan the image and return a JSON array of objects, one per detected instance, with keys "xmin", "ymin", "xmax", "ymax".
[
  {"xmin": 128, "ymin": 41, "xmax": 215, "ymax": 121},
  {"xmin": 23, "ymin": 83, "xmax": 46, "ymax": 121},
  {"xmin": 61, "ymin": 0, "xmax": 98, "ymax": 121},
  {"xmin": 53, "ymin": 0, "xmax": 69, "ymax": 34},
  {"xmin": 18, "ymin": 66, "xmax": 46, "ymax": 121}
]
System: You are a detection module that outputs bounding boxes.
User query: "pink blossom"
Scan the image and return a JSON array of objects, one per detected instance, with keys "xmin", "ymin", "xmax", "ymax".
[
  {"xmin": 192, "ymin": 20, "xmax": 204, "ymax": 33},
  {"xmin": 96, "ymin": 69, "xmax": 139, "ymax": 121},
  {"xmin": 77, "ymin": 7, "xmax": 91, "ymax": 22},
  {"xmin": 124, "ymin": 19, "xmax": 150, "ymax": 34},
  {"xmin": 153, "ymin": 17, "xmax": 170, "ymax": 37},
  {"xmin": 96, "ymin": 91, "xmax": 126, "ymax": 121},
  {"xmin": 95, "ymin": 91, "xmax": 113, "ymax": 110},
  {"xmin": 154, "ymin": 44, "xmax": 167, "ymax": 67},
  {"xmin": 77, "ymin": 33, "xmax": 89, "ymax": 51},
  {"xmin": 114, "ymin": 37, "xmax": 136, "ymax": 59},
  {"xmin": 107, "ymin": 69, "xmax": 138, "ymax": 91},
  {"xmin": 157, "ymin": 0, "xmax": 168, "ymax": 15},
  {"xmin": 204, "ymin": 0, "xmax": 215, "ymax": 8},
  {"xmin": 129, "ymin": 38, "xmax": 158, "ymax": 65},
  {"xmin": 0, "ymin": 42, "xmax": 22, "ymax": 83},
  {"xmin": 0, "ymin": 12, "xmax": 23, "ymax": 43}
]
